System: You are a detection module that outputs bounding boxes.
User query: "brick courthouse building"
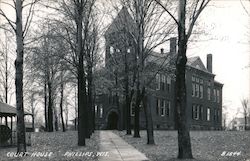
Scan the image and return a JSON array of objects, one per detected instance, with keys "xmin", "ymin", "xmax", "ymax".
[{"xmin": 94, "ymin": 7, "xmax": 223, "ymax": 130}]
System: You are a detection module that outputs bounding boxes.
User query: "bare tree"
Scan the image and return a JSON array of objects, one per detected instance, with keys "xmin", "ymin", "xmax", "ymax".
[
  {"xmin": 49, "ymin": 0, "xmax": 97, "ymax": 145},
  {"xmin": 0, "ymin": 30, "xmax": 14, "ymax": 104},
  {"xmin": 155, "ymin": 0, "xmax": 211, "ymax": 158},
  {"xmin": 241, "ymin": 98, "xmax": 249, "ymax": 130},
  {"xmin": 107, "ymin": 0, "xmax": 175, "ymax": 144},
  {"xmin": 0, "ymin": 0, "xmax": 39, "ymax": 153}
]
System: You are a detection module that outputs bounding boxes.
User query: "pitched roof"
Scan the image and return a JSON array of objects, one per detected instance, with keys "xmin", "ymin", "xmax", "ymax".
[
  {"xmin": 0, "ymin": 101, "xmax": 32, "ymax": 116},
  {"xmin": 187, "ymin": 56, "xmax": 210, "ymax": 73},
  {"xmin": 105, "ymin": 7, "xmax": 136, "ymax": 36}
]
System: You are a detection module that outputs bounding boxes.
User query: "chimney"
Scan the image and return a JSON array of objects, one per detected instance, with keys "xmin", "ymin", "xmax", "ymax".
[
  {"xmin": 207, "ymin": 54, "xmax": 213, "ymax": 73},
  {"xmin": 170, "ymin": 37, "xmax": 177, "ymax": 54},
  {"xmin": 160, "ymin": 48, "xmax": 164, "ymax": 54}
]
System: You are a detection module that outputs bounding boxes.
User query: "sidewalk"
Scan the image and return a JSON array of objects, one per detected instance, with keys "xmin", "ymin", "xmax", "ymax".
[{"xmin": 98, "ymin": 130, "xmax": 149, "ymax": 161}]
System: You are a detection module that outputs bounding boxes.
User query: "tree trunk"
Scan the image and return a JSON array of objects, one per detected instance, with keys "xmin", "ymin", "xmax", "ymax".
[
  {"xmin": 60, "ymin": 82, "xmax": 66, "ymax": 132},
  {"xmin": 76, "ymin": 1, "xmax": 86, "ymax": 146},
  {"xmin": 44, "ymin": 80, "xmax": 48, "ymax": 131},
  {"xmin": 54, "ymin": 107, "xmax": 59, "ymax": 131},
  {"xmin": 87, "ymin": 56, "xmax": 93, "ymax": 137},
  {"xmin": 15, "ymin": 0, "xmax": 26, "ymax": 153},
  {"xmin": 54, "ymin": 108, "xmax": 59, "ymax": 131},
  {"xmin": 134, "ymin": 88, "xmax": 141, "ymax": 138},
  {"xmin": 125, "ymin": 51, "xmax": 131, "ymax": 135},
  {"xmin": 31, "ymin": 94, "xmax": 35, "ymax": 131},
  {"xmin": 93, "ymin": 86, "xmax": 96, "ymax": 131},
  {"xmin": 60, "ymin": 82, "xmax": 65, "ymax": 132},
  {"xmin": 47, "ymin": 81, "xmax": 53, "ymax": 132},
  {"xmin": 245, "ymin": 115, "xmax": 247, "ymax": 130},
  {"xmin": 5, "ymin": 49, "xmax": 8, "ymax": 104},
  {"xmin": 143, "ymin": 90, "xmax": 155, "ymax": 144},
  {"xmin": 175, "ymin": 0, "xmax": 193, "ymax": 158}
]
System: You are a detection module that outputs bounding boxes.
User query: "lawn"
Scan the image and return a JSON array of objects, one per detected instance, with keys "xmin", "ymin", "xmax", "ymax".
[
  {"xmin": 0, "ymin": 131, "xmax": 99, "ymax": 161},
  {"xmin": 115, "ymin": 130, "xmax": 250, "ymax": 161}
]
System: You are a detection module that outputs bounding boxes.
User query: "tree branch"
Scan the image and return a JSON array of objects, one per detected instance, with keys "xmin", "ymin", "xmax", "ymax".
[
  {"xmin": 0, "ymin": 9, "xmax": 16, "ymax": 32},
  {"xmin": 154, "ymin": 0, "xmax": 179, "ymax": 25}
]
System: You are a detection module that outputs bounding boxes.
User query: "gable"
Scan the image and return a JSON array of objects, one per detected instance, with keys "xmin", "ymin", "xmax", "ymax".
[
  {"xmin": 105, "ymin": 7, "xmax": 136, "ymax": 37},
  {"xmin": 187, "ymin": 57, "xmax": 209, "ymax": 72}
]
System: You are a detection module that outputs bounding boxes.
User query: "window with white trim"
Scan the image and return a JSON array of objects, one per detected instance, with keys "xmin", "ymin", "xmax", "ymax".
[
  {"xmin": 160, "ymin": 75, "xmax": 166, "ymax": 91},
  {"xmin": 100, "ymin": 105, "xmax": 103, "ymax": 118},
  {"xmin": 207, "ymin": 87, "xmax": 211, "ymax": 100},
  {"xmin": 95, "ymin": 105, "xmax": 98, "ymax": 115},
  {"xmin": 200, "ymin": 85, "xmax": 203, "ymax": 99},
  {"xmin": 207, "ymin": 107, "xmax": 210, "ymax": 121},
  {"xmin": 192, "ymin": 104, "xmax": 199, "ymax": 120},
  {"xmin": 195, "ymin": 84, "xmax": 199, "ymax": 97},
  {"xmin": 213, "ymin": 89, "xmax": 216, "ymax": 102},
  {"xmin": 192, "ymin": 83, "xmax": 195, "ymax": 97},
  {"xmin": 192, "ymin": 75, "xmax": 203, "ymax": 99},
  {"xmin": 217, "ymin": 89, "xmax": 220, "ymax": 103},
  {"xmin": 166, "ymin": 76, "xmax": 171, "ymax": 92},
  {"xmin": 156, "ymin": 74, "xmax": 160, "ymax": 90}
]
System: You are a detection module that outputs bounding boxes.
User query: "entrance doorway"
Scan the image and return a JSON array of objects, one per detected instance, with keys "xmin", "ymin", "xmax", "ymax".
[{"xmin": 107, "ymin": 111, "xmax": 118, "ymax": 130}]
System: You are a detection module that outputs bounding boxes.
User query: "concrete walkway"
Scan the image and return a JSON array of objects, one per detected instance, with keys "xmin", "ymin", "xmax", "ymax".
[{"xmin": 98, "ymin": 131, "xmax": 149, "ymax": 161}]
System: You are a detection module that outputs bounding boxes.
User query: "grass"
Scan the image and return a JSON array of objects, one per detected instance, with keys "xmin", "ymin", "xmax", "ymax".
[
  {"xmin": 1, "ymin": 130, "xmax": 249, "ymax": 161},
  {"xmin": 0, "ymin": 131, "xmax": 99, "ymax": 161},
  {"xmin": 115, "ymin": 130, "xmax": 250, "ymax": 161}
]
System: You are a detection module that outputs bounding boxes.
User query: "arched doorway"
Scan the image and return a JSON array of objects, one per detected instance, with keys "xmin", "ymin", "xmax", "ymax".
[{"xmin": 107, "ymin": 111, "xmax": 118, "ymax": 130}]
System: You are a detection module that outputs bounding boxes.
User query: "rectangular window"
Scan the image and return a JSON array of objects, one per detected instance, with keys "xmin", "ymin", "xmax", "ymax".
[
  {"xmin": 156, "ymin": 74, "xmax": 160, "ymax": 90},
  {"xmin": 200, "ymin": 85, "xmax": 203, "ymax": 99},
  {"xmin": 166, "ymin": 101, "xmax": 170, "ymax": 116},
  {"xmin": 214, "ymin": 89, "xmax": 216, "ymax": 102},
  {"xmin": 160, "ymin": 75, "xmax": 166, "ymax": 91},
  {"xmin": 156, "ymin": 98, "xmax": 160, "ymax": 115},
  {"xmin": 214, "ymin": 109, "xmax": 217, "ymax": 121},
  {"xmin": 192, "ymin": 83, "xmax": 195, "ymax": 97},
  {"xmin": 192, "ymin": 104, "xmax": 199, "ymax": 120},
  {"xmin": 199, "ymin": 105, "xmax": 203, "ymax": 120},
  {"xmin": 195, "ymin": 84, "xmax": 199, "ymax": 97},
  {"xmin": 166, "ymin": 76, "xmax": 171, "ymax": 92},
  {"xmin": 160, "ymin": 99, "xmax": 165, "ymax": 116},
  {"xmin": 217, "ymin": 90, "xmax": 220, "ymax": 103},
  {"xmin": 207, "ymin": 107, "xmax": 210, "ymax": 121},
  {"xmin": 196, "ymin": 77, "xmax": 199, "ymax": 83},
  {"xmin": 95, "ymin": 105, "xmax": 98, "ymax": 115},
  {"xmin": 207, "ymin": 88, "xmax": 211, "ymax": 100},
  {"xmin": 131, "ymin": 102, "xmax": 135, "ymax": 116},
  {"xmin": 100, "ymin": 105, "xmax": 103, "ymax": 118},
  {"xmin": 192, "ymin": 76, "xmax": 195, "ymax": 81}
]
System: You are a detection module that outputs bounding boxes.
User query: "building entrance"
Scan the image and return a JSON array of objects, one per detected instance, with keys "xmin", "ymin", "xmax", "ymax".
[{"xmin": 107, "ymin": 111, "xmax": 118, "ymax": 130}]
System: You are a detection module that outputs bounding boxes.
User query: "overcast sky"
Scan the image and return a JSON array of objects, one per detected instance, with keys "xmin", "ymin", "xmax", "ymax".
[
  {"xmin": 187, "ymin": 0, "xmax": 250, "ymax": 121},
  {"xmin": 0, "ymin": 0, "xmax": 250, "ymax": 124}
]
